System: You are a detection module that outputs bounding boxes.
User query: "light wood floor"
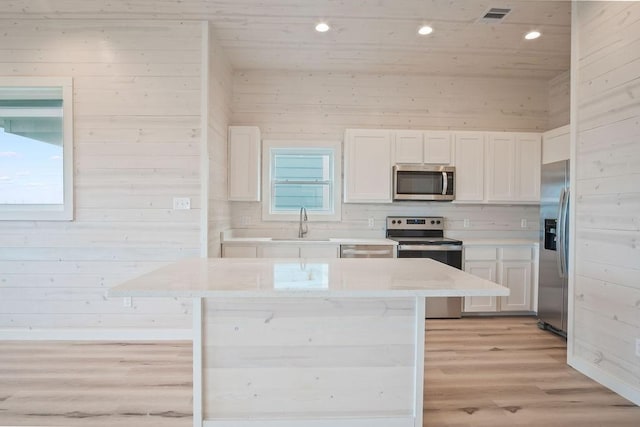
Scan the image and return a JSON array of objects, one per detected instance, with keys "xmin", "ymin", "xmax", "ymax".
[{"xmin": 1, "ymin": 317, "xmax": 638, "ymax": 426}]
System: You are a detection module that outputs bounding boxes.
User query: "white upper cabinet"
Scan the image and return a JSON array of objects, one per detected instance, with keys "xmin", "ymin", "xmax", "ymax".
[
  {"xmin": 228, "ymin": 126, "xmax": 261, "ymax": 201},
  {"xmin": 453, "ymin": 132, "xmax": 485, "ymax": 202},
  {"xmin": 486, "ymin": 132, "xmax": 541, "ymax": 203},
  {"xmin": 394, "ymin": 130, "xmax": 423, "ymax": 163},
  {"xmin": 425, "ymin": 131, "xmax": 452, "ymax": 164},
  {"xmin": 542, "ymin": 124, "xmax": 570, "ymax": 164},
  {"xmin": 486, "ymin": 133, "xmax": 517, "ymax": 201},
  {"xmin": 394, "ymin": 130, "xmax": 452, "ymax": 164},
  {"xmin": 515, "ymin": 133, "xmax": 542, "ymax": 202},
  {"xmin": 344, "ymin": 129, "xmax": 393, "ymax": 203}
]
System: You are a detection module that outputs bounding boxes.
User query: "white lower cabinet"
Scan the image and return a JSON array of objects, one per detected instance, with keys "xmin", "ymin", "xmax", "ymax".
[
  {"xmin": 260, "ymin": 245, "xmax": 300, "ymax": 258},
  {"xmin": 299, "ymin": 245, "xmax": 340, "ymax": 258},
  {"xmin": 222, "ymin": 245, "xmax": 258, "ymax": 258},
  {"xmin": 222, "ymin": 243, "xmax": 339, "ymax": 259},
  {"xmin": 463, "ymin": 261, "xmax": 499, "ymax": 312},
  {"xmin": 499, "ymin": 261, "xmax": 532, "ymax": 311},
  {"xmin": 463, "ymin": 245, "xmax": 536, "ymax": 313}
]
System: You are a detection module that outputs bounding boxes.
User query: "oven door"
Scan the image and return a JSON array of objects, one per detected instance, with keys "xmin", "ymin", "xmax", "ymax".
[
  {"xmin": 397, "ymin": 244, "xmax": 463, "ymax": 319},
  {"xmin": 393, "ymin": 165, "xmax": 455, "ymax": 201},
  {"xmin": 397, "ymin": 244, "xmax": 462, "ymax": 269}
]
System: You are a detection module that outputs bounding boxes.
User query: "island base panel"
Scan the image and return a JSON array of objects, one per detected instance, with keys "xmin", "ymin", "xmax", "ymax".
[{"xmin": 198, "ymin": 297, "xmax": 425, "ymax": 426}]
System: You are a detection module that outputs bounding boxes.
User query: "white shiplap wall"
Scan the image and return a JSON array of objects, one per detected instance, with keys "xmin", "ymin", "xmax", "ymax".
[
  {"xmin": 230, "ymin": 70, "xmax": 547, "ymax": 239},
  {"xmin": 207, "ymin": 28, "xmax": 234, "ymax": 257},
  {"xmin": 548, "ymin": 70, "xmax": 570, "ymax": 130},
  {"xmin": 571, "ymin": 1, "xmax": 640, "ymax": 405},
  {"xmin": 0, "ymin": 20, "xmax": 203, "ymax": 332}
]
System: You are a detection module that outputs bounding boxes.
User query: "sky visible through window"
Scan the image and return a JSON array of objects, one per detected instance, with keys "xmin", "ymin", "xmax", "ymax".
[{"xmin": 0, "ymin": 127, "xmax": 64, "ymax": 204}]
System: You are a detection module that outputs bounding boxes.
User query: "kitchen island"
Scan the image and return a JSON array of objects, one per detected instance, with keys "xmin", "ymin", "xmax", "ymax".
[{"xmin": 110, "ymin": 257, "xmax": 508, "ymax": 427}]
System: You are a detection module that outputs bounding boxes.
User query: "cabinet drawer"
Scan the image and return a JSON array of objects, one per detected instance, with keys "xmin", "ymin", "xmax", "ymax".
[
  {"xmin": 260, "ymin": 245, "xmax": 300, "ymax": 258},
  {"xmin": 300, "ymin": 245, "xmax": 339, "ymax": 258},
  {"xmin": 464, "ymin": 247, "xmax": 497, "ymax": 261},
  {"xmin": 222, "ymin": 245, "xmax": 258, "ymax": 258},
  {"xmin": 501, "ymin": 246, "xmax": 533, "ymax": 261}
]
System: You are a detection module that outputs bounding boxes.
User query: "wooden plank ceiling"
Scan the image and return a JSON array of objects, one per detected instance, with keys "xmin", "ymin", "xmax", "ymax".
[{"xmin": 0, "ymin": 0, "xmax": 571, "ymax": 78}]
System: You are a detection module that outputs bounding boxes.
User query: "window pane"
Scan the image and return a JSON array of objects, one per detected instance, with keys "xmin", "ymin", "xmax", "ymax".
[
  {"xmin": 273, "ymin": 183, "xmax": 330, "ymax": 211},
  {"xmin": 0, "ymin": 94, "xmax": 64, "ymax": 205},
  {"xmin": 269, "ymin": 147, "xmax": 335, "ymax": 217},
  {"xmin": 274, "ymin": 153, "xmax": 329, "ymax": 181}
]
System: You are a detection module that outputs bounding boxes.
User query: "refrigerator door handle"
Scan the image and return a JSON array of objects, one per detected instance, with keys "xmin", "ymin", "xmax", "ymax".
[
  {"xmin": 556, "ymin": 188, "xmax": 566, "ymax": 278},
  {"xmin": 560, "ymin": 188, "xmax": 570, "ymax": 278}
]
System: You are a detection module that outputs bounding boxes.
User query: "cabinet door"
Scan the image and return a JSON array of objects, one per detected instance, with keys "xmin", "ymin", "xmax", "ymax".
[
  {"xmin": 486, "ymin": 133, "xmax": 516, "ymax": 202},
  {"xmin": 542, "ymin": 125, "xmax": 569, "ymax": 164},
  {"xmin": 344, "ymin": 129, "xmax": 393, "ymax": 203},
  {"xmin": 222, "ymin": 245, "xmax": 258, "ymax": 258},
  {"xmin": 394, "ymin": 130, "xmax": 423, "ymax": 163},
  {"xmin": 424, "ymin": 131, "xmax": 451, "ymax": 164},
  {"xmin": 499, "ymin": 261, "xmax": 532, "ymax": 311},
  {"xmin": 260, "ymin": 245, "xmax": 300, "ymax": 258},
  {"xmin": 228, "ymin": 126, "xmax": 261, "ymax": 201},
  {"xmin": 300, "ymin": 245, "xmax": 339, "ymax": 258},
  {"xmin": 453, "ymin": 132, "xmax": 485, "ymax": 202},
  {"xmin": 515, "ymin": 133, "xmax": 541, "ymax": 202},
  {"xmin": 463, "ymin": 261, "xmax": 499, "ymax": 312}
]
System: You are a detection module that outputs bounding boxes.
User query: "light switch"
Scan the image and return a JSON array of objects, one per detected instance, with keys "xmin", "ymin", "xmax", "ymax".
[{"xmin": 173, "ymin": 197, "xmax": 191, "ymax": 210}]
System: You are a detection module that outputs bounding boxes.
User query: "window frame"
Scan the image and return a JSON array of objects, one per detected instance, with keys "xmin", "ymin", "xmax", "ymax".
[
  {"xmin": 0, "ymin": 77, "xmax": 74, "ymax": 221},
  {"xmin": 262, "ymin": 140, "xmax": 342, "ymax": 222}
]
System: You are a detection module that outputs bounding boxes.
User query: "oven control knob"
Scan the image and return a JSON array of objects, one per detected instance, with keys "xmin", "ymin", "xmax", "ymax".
[
  {"xmin": 430, "ymin": 220, "xmax": 435, "ymax": 224},
  {"xmin": 436, "ymin": 220, "xmax": 441, "ymax": 224},
  {"xmin": 391, "ymin": 220, "xmax": 396, "ymax": 224}
]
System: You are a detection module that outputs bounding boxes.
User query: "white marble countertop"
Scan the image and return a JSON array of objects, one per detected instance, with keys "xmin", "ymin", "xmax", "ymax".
[
  {"xmin": 109, "ymin": 257, "xmax": 508, "ymax": 299},
  {"xmin": 221, "ymin": 237, "xmax": 397, "ymax": 245}
]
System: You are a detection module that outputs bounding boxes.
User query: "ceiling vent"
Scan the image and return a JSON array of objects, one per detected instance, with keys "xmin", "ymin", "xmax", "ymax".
[{"xmin": 478, "ymin": 7, "xmax": 511, "ymax": 23}]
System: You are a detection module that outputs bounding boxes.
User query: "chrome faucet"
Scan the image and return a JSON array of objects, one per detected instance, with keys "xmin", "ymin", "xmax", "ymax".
[{"xmin": 298, "ymin": 206, "xmax": 308, "ymax": 238}]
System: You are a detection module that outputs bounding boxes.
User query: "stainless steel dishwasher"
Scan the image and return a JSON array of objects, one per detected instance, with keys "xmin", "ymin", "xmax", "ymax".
[{"xmin": 339, "ymin": 245, "xmax": 394, "ymax": 258}]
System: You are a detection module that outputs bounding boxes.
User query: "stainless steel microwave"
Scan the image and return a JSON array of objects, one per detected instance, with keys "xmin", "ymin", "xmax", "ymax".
[{"xmin": 393, "ymin": 164, "xmax": 455, "ymax": 201}]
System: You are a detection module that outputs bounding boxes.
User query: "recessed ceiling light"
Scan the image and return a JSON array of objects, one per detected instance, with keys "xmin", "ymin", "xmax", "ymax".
[
  {"xmin": 525, "ymin": 30, "xmax": 541, "ymax": 40},
  {"xmin": 315, "ymin": 22, "xmax": 330, "ymax": 33},
  {"xmin": 418, "ymin": 25, "xmax": 433, "ymax": 35}
]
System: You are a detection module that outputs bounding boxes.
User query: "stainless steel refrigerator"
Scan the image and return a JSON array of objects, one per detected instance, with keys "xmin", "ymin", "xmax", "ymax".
[{"xmin": 538, "ymin": 160, "xmax": 570, "ymax": 337}]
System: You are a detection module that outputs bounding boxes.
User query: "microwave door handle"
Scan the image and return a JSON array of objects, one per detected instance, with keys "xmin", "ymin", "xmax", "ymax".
[{"xmin": 442, "ymin": 171, "xmax": 448, "ymax": 195}]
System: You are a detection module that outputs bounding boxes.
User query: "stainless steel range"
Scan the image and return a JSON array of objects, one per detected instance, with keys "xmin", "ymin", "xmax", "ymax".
[{"xmin": 386, "ymin": 216, "xmax": 463, "ymax": 318}]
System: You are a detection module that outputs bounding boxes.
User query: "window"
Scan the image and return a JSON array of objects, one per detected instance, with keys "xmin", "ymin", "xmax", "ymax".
[
  {"xmin": 262, "ymin": 140, "xmax": 341, "ymax": 221},
  {"xmin": 0, "ymin": 77, "xmax": 73, "ymax": 220}
]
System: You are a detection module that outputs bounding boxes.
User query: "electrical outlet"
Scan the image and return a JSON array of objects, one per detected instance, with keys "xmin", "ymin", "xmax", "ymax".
[
  {"xmin": 463, "ymin": 219, "xmax": 470, "ymax": 228},
  {"xmin": 636, "ymin": 338, "xmax": 640, "ymax": 357},
  {"xmin": 521, "ymin": 219, "xmax": 528, "ymax": 228},
  {"xmin": 173, "ymin": 197, "xmax": 191, "ymax": 210},
  {"xmin": 368, "ymin": 218, "xmax": 375, "ymax": 228},
  {"xmin": 123, "ymin": 297, "xmax": 132, "ymax": 308},
  {"xmin": 240, "ymin": 215, "xmax": 251, "ymax": 226}
]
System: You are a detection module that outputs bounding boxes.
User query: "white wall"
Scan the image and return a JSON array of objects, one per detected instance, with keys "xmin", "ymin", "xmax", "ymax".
[
  {"xmin": 230, "ymin": 70, "xmax": 547, "ymax": 240},
  {"xmin": 571, "ymin": 1, "xmax": 640, "ymax": 405},
  {"xmin": 207, "ymin": 28, "xmax": 234, "ymax": 257},
  {"xmin": 548, "ymin": 70, "xmax": 570, "ymax": 130},
  {"xmin": 0, "ymin": 20, "xmax": 203, "ymax": 332}
]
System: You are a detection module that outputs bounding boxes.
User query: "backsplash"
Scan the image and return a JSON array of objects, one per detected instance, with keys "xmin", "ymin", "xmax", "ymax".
[{"xmin": 229, "ymin": 201, "xmax": 539, "ymax": 241}]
